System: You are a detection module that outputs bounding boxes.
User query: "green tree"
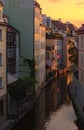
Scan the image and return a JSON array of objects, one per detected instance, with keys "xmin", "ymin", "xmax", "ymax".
[
  {"xmin": 8, "ymin": 57, "xmax": 37, "ymax": 102},
  {"xmin": 68, "ymin": 40, "xmax": 78, "ymax": 65},
  {"xmin": 8, "ymin": 79, "xmax": 27, "ymax": 101},
  {"xmin": 23, "ymin": 58, "xmax": 35, "ymax": 79}
]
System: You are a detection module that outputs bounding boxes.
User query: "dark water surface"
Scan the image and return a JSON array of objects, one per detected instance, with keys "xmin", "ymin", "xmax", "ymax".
[{"xmin": 12, "ymin": 73, "xmax": 78, "ymax": 130}]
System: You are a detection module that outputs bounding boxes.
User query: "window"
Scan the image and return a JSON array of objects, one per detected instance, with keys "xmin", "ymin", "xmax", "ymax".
[
  {"xmin": 35, "ymin": 41, "xmax": 40, "ymax": 50},
  {"xmin": 35, "ymin": 9, "xmax": 40, "ymax": 18},
  {"xmin": 0, "ymin": 77, "xmax": 2, "ymax": 88},
  {"xmin": 46, "ymin": 52, "xmax": 50, "ymax": 59},
  {"xmin": 0, "ymin": 29, "xmax": 2, "ymax": 40},
  {"xmin": 81, "ymin": 54, "xmax": 83, "ymax": 66},
  {"xmin": 41, "ymin": 30, "xmax": 45, "ymax": 37},
  {"xmin": 0, "ymin": 100, "xmax": 4, "ymax": 116},
  {"xmin": 41, "ymin": 42, "xmax": 45, "ymax": 49},
  {"xmin": 0, "ymin": 53, "xmax": 2, "ymax": 65},
  {"xmin": 57, "ymin": 53, "xmax": 60, "ymax": 59},
  {"xmin": 81, "ymin": 72, "xmax": 83, "ymax": 82},
  {"xmin": 7, "ymin": 33, "xmax": 16, "ymax": 43},
  {"xmin": 7, "ymin": 48, "xmax": 16, "ymax": 58},
  {"xmin": 35, "ymin": 55, "xmax": 40, "ymax": 64},
  {"xmin": 41, "ymin": 54, "xmax": 45, "ymax": 61},
  {"xmin": 7, "ymin": 64, "xmax": 16, "ymax": 74},
  {"xmin": 35, "ymin": 18, "xmax": 39, "ymax": 33},
  {"xmin": 51, "ymin": 52, "xmax": 54, "ymax": 59},
  {"xmin": 81, "ymin": 35, "xmax": 83, "ymax": 48}
]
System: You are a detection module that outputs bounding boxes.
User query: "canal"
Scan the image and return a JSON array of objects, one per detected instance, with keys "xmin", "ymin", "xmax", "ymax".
[{"xmin": 12, "ymin": 73, "xmax": 78, "ymax": 130}]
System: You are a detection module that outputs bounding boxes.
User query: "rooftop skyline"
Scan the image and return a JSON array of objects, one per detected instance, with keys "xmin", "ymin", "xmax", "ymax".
[{"xmin": 37, "ymin": 0, "xmax": 84, "ymax": 27}]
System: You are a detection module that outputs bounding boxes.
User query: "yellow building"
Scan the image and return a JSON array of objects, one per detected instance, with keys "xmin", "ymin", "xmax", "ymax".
[
  {"xmin": 0, "ymin": 1, "xmax": 7, "ymax": 124},
  {"xmin": 34, "ymin": 1, "xmax": 46, "ymax": 93}
]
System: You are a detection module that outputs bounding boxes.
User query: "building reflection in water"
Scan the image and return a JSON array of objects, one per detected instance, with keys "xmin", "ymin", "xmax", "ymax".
[{"xmin": 12, "ymin": 72, "xmax": 74, "ymax": 130}]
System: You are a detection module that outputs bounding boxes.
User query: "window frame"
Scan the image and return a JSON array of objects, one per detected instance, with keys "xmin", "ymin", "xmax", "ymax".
[
  {"xmin": 0, "ymin": 53, "xmax": 2, "ymax": 66},
  {"xmin": 0, "ymin": 100, "xmax": 4, "ymax": 116},
  {"xmin": 0, "ymin": 77, "xmax": 2, "ymax": 88},
  {"xmin": 0, "ymin": 29, "xmax": 2, "ymax": 41}
]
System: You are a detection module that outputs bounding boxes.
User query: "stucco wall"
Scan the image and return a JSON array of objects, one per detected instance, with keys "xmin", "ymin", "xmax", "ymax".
[
  {"xmin": 0, "ymin": 26, "xmax": 6, "ymax": 97},
  {"xmin": 2, "ymin": 0, "xmax": 34, "ymax": 77}
]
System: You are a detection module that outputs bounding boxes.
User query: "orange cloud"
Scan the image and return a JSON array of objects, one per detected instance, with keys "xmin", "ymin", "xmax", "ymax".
[{"xmin": 76, "ymin": 2, "xmax": 84, "ymax": 5}]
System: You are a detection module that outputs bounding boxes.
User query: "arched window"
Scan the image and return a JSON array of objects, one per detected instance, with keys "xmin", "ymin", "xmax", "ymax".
[{"xmin": 0, "ymin": 77, "xmax": 2, "ymax": 88}]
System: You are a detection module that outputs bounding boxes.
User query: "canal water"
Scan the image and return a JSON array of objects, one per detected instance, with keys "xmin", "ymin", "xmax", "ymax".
[{"xmin": 12, "ymin": 73, "xmax": 78, "ymax": 130}]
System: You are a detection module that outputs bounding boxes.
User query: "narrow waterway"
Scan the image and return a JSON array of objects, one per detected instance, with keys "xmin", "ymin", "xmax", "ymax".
[{"xmin": 12, "ymin": 73, "xmax": 78, "ymax": 130}]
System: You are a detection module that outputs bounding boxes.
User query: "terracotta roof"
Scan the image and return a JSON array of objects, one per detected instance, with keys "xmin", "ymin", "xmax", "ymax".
[
  {"xmin": 0, "ymin": 20, "xmax": 18, "ymax": 33},
  {"xmin": 35, "ymin": 1, "xmax": 41, "ymax": 10},
  {"xmin": 7, "ymin": 24, "xmax": 19, "ymax": 33},
  {"xmin": 64, "ymin": 23, "xmax": 77, "ymax": 31},
  {"xmin": 77, "ymin": 24, "xmax": 84, "ymax": 31},
  {"xmin": 77, "ymin": 24, "xmax": 84, "ymax": 34},
  {"xmin": 0, "ymin": 21, "xmax": 7, "ymax": 26},
  {"xmin": 52, "ymin": 20, "xmax": 77, "ymax": 31},
  {"xmin": 52, "ymin": 20, "xmax": 66, "ymax": 30}
]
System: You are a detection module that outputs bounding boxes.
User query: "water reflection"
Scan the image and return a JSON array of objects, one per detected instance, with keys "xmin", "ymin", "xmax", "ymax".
[
  {"xmin": 45, "ymin": 104, "xmax": 78, "ymax": 130},
  {"xmin": 12, "ymin": 73, "xmax": 78, "ymax": 130}
]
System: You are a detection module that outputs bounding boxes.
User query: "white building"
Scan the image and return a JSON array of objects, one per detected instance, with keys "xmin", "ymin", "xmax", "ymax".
[
  {"xmin": 42, "ymin": 14, "xmax": 51, "ymax": 29},
  {"xmin": 77, "ymin": 24, "xmax": 84, "ymax": 87},
  {"xmin": 42, "ymin": 14, "xmax": 47, "ymax": 27},
  {"xmin": 0, "ymin": 1, "xmax": 7, "ymax": 124},
  {"xmin": 46, "ymin": 33, "xmax": 64, "ymax": 77}
]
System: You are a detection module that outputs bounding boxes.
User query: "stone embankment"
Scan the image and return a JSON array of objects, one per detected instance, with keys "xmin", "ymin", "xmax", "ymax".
[{"xmin": 68, "ymin": 78, "xmax": 84, "ymax": 130}]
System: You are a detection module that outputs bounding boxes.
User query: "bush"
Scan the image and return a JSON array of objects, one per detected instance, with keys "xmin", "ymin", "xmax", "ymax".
[{"xmin": 8, "ymin": 79, "xmax": 27, "ymax": 101}]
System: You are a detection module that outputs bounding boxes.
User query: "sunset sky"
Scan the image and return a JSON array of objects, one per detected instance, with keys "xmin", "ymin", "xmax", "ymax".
[{"xmin": 37, "ymin": 0, "xmax": 84, "ymax": 27}]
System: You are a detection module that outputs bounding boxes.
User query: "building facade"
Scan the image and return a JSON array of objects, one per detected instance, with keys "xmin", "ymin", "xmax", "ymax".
[
  {"xmin": 1, "ymin": 0, "xmax": 46, "ymax": 94},
  {"xmin": 1, "ymin": 0, "xmax": 34, "ymax": 77},
  {"xmin": 0, "ymin": 2, "xmax": 7, "ymax": 124},
  {"xmin": 34, "ymin": 1, "xmax": 46, "ymax": 91},
  {"xmin": 77, "ymin": 24, "xmax": 84, "ymax": 87},
  {"xmin": 7, "ymin": 26, "xmax": 18, "ymax": 75},
  {"xmin": 46, "ymin": 33, "xmax": 64, "ymax": 77},
  {"xmin": 7, "ymin": 24, "xmax": 19, "ymax": 84},
  {"xmin": 39, "ymin": 24, "xmax": 46, "ymax": 85},
  {"xmin": 66, "ymin": 37, "xmax": 76, "ymax": 71},
  {"xmin": 46, "ymin": 39, "xmax": 57, "ymax": 77}
]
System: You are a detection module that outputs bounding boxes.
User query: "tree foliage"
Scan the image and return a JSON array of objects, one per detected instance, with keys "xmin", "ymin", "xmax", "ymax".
[
  {"xmin": 46, "ymin": 32, "xmax": 62, "ymax": 39},
  {"xmin": 23, "ymin": 58, "xmax": 35, "ymax": 78},
  {"xmin": 68, "ymin": 40, "xmax": 78, "ymax": 65},
  {"xmin": 8, "ymin": 57, "xmax": 37, "ymax": 101},
  {"xmin": 8, "ymin": 79, "xmax": 27, "ymax": 100}
]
